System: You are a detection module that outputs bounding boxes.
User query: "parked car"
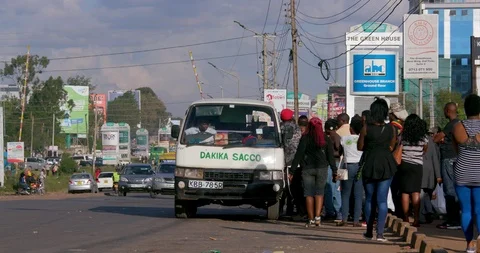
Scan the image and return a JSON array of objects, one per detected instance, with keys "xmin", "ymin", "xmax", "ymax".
[
  {"xmin": 118, "ymin": 164, "xmax": 154, "ymax": 196},
  {"xmin": 46, "ymin": 157, "xmax": 60, "ymax": 165},
  {"xmin": 149, "ymin": 160, "xmax": 175, "ymax": 198},
  {"xmin": 96, "ymin": 172, "xmax": 113, "ymax": 191},
  {"xmin": 24, "ymin": 157, "xmax": 47, "ymax": 171},
  {"xmin": 80, "ymin": 157, "xmax": 103, "ymax": 167},
  {"xmin": 72, "ymin": 155, "xmax": 89, "ymax": 165},
  {"xmin": 68, "ymin": 173, "xmax": 98, "ymax": 194}
]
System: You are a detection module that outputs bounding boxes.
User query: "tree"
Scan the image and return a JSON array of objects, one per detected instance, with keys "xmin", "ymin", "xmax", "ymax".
[
  {"xmin": 66, "ymin": 75, "xmax": 96, "ymax": 91},
  {"xmin": 107, "ymin": 91, "xmax": 141, "ymax": 134},
  {"xmin": 424, "ymin": 88, "xmax": 465, "ymax": 129},
  {"xmin": 136, "ymin": 87, "xmax": 170, "ymax": 136},
  {"xmin": 23, "ymin": 76, "xmax": 73, "ymax": 153},
  {"xmin": 0, "ymin": 54, "xmax": 49, "ymax": 92}
]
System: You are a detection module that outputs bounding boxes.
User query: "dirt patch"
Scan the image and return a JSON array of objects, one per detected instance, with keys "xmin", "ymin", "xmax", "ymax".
[{"xmin": 0, "ymin": 192, "xmax": 105, "ymax": 201}]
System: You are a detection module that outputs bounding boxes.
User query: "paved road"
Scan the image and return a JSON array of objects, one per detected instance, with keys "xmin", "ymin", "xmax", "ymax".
[{"xmin": 0, "ymin": 193, "xmax": 410, "ymax": 253}]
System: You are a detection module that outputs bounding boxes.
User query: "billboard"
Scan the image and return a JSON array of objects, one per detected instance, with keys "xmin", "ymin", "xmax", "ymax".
[
  {"xmin": 61, "ymin": 86, "xmax": 89, "ymax": 134},
  {"xmin": 90, "ymin": 93, "xmax": 107, "ymax": 123},
  {"xmin": 403, "ymin": 14, "xmax": 439, "ymax": 79},
  {"xmin": 351, "ymin": 51, "xmax": 399, "ymax": 95},
  {"xmin": 328, "ymin": 86, "xmax": 346, "ymax": 119},
  {"xmin": 7, "ymin": 142, "xmax": 24, "ymax": 163},
  {"xmin": 315, "ymin": 94, "xmax": 329, "ymax": 120},
  {"xmin": 101, "ymin": 122, "xmax": 131, "ymax": 164},
  {"xmin": 107, "ymin": 90, "xmax": 141, "ymax": 109},
  {"xmin": 263, "ymin": 89, "xmax": 287, "ymax": 113},
  {"xmin": 286, "ymin": 91, "xmax": 311, "ymax": 113}
]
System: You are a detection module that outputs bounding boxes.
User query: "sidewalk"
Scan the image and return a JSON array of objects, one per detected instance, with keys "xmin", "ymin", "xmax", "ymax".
[{"xmin": 415, "ymin": 220, "xmax": 466, "ymax": 253}]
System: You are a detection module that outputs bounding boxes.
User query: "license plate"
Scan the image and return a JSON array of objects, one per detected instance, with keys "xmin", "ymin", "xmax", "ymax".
[
  {"xmin": 188, "ymin": 180, "xmax": 223, "ymax": 189},
  {"xmin": 76, "ymin": 182, "xmax": 82, "ymax": 185},
  {"xmin": 130, "ymin": 184, "xmax": 143, "ymax": 188},
  {"xmin": 104, "ymin": 180, "xmax": 108, "ymax": 183}
]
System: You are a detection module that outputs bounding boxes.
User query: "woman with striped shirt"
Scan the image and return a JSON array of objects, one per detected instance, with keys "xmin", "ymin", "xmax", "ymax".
[
  {"xmin": 398, "ymin": 114, "xmax": 428, "ymax": 227},
  {"xmin": 452, "ymin": 94, "xmax": 480, "ymax": 253}
]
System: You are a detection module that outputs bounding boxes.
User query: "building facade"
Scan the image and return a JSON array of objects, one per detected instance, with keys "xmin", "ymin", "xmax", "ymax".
[
  {"xmin": 410, "ymin": 0, "xmax": 480, "ymax": 95},
  {"xmin": 0, "ymin": 84, "xmax": 20, "ymax": 100}
]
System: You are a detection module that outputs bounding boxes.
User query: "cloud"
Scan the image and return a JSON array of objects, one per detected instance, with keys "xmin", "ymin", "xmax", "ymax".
[{"xmin": 0, "ymin": 0, "xmax": 409, "ymax": 115}]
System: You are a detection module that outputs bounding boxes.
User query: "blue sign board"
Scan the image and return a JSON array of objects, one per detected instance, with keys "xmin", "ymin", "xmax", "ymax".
[{"xmin": 352, "ymin": 53, "xmax": 398, "ymax": 95}]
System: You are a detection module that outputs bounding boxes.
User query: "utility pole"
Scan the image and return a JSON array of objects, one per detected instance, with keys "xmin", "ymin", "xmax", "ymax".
[
  {"xmin": 92, "ymin": 111, "xmax": 98, "ymax": 177},
  {"xmin": 233, "ymin": 21, "xmax": 275, "ymax": 93},
  {"xmin": 263, "ymin": 35, "xmax": 268, "ymax": 90},
  {"xmin": 189, "ymin": 51, "xmax": 204, "ymax": 100},
  {"xmin": 30, "ymin": 113, "xmax": 34, "ymax": 156},
  {"xmin": 290, "ymin": 0, "xmax": 300, "ymax": 120},
  {"xmin": 52, "ymin": 114, "xmax": 55, "ymax": 147},
  {"xmin": 19, "ymin": 46, "xmax": 31, "ymax": 141},
  {"xmin": 429, "ymin": 79, "xmax": 435, "ymax": 128},
  {"xmin": 418, "ymin": 1, "xmax": 424, "ymax": 119}
]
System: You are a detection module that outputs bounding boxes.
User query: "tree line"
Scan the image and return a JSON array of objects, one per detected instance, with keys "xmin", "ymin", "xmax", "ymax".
[{"xmin": 1, "ymin": 54, "xmax": 170, "ymax": 156}]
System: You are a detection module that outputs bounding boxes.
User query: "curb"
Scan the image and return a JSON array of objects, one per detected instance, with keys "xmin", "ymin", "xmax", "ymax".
[{"xmin": 385, "ymin": 214, "xmax": 448, "ymax": 253}]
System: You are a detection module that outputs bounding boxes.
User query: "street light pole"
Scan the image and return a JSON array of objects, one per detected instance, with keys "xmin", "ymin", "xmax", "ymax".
[{"xmin": 208, "ymin": 62, "xmax": 240, "ymax": 98}]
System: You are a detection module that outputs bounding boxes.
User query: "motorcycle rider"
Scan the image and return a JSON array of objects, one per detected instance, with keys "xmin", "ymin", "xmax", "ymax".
[{"xmin": 18, "ymin": 172, "xmax": 30, "ymax": 194}]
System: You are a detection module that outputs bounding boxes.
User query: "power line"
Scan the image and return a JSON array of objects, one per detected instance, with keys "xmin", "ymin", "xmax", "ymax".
[
  {"xmin": 295, "ymin": 0, "xmax": 371, "ymax": 26},
  {"xmin": 296, "ymin": 0, "xmax": 396, "ymax": 46},
  {"xmin": 331, "ymin": 0, "xmax": 418, "ymax": 71},
  {"xmin": 48, "ymin": 36, "xmax": 250, "ymax": 61},
  {"xmin": 297, "ymin": 0, "xmax": 363, "ymax": 19},
  {"xmin": 42, "ymin": 51, "xmax": 287, "ymax": 73},
  {"xmin": 228, "ymin": 30, "xmax": 246, "ymax": 72},
  {"xmin": 261, "ymin": 0, "xmax": 273, "ymax": 34},
  {"xmin": 296, "ymin": 0, "xmax": 395, "ymax": 41},
  {"xmin": 273, "ymin": 0, "xmax": 285, "ymax": 34},
  {"xmin": 324, "ymin": 0, "xmax": 403, "ymax": 61}
]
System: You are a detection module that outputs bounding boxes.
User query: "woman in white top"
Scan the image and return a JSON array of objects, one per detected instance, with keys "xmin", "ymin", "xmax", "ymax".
[{"xmin": 337, "ymin": 117, "xmax": 364, "ymax": 227}]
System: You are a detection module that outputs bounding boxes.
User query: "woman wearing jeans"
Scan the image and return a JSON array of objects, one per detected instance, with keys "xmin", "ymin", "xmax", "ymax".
[
  {"xmin": 337, "ymin": 117, "xmax": 364, "ymax": 227},
  {"xmin": 290, "ymin": 117, "xmax": 337, "ymax": 227},
  {"xmin": 358, "ymin": 98, "xmax": 397, "ymax": 242},
  {"xmin": 452, "ymin": 94, "xmax": 480, "ymax": 253}
]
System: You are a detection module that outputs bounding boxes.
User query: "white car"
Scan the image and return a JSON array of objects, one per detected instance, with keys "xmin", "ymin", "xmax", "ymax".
[{"xmin": 97, "ymin": 172, "xmax": 114, "ymax": 191}]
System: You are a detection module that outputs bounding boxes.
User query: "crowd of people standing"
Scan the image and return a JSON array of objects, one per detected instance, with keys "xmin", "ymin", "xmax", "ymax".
[{"xmin": 280, "ymin": 94, "xmax": 480, "ymax": 252}]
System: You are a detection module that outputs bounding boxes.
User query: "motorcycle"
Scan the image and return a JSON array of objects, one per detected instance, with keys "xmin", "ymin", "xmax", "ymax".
[{"xmin": 113, "ymin": 182, "xmax": 120, "ymax": 196}]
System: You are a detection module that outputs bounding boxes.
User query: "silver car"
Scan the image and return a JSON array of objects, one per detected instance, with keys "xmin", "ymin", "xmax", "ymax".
[
  {"xmin": 119, "ymin": 164, "xmax": 154, "ymax": 196},
  {"xmin": 68, "ymin": 173, "xmax": 98, "ymax": 194},
  {"xmin": 149, "ymin": 162, "xmax": 175, "ymax": 198}
]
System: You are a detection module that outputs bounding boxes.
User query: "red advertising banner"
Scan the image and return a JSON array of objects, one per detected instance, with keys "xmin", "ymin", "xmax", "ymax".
[{"xmin": 90, "ymin": 93, "xmax": 107, "ymax": 123}]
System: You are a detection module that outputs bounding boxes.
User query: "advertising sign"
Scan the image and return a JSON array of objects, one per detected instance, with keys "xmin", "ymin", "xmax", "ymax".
[
  {"xmin": 346, "ymin": 32, "xmax": 403, "ymax": 46},
  {"xmin": 351, "ymin": 51, "xmax": 399, "ymax": 95},
  {"xmin": 0, "ymin": 107, "xmax": 3, "ymax": 187},
  {"xmin": 61, "ymin": 86, "xmax": 89, "ymax": 134},
  {"xmin": 327, "ymin": 86, "xmax": 346, "ymax": 119},
  {"xmin": 286, "ymin": 91, "xmax": 311, "ymax": 110},
  {"xmin": 403, "ymin": 14, "xmax": 439, "ymax": 79},
  {"xmin": 315, "ymin": 94, "xmax": 329, "ymax": 120},
  {"xmin": 472, "ymin": 36, "xmax": 480, "ymax": 66},
  {"xmin": 107, "ymin": 90, "xmax": 141, "ymax": 109},
  {"xmin": 7, "ymin": 142, "xmax": 24, "ymax": 163},
  {"xmin": 102, "ymin": 131, "xmax": 118, "ymax": 146},
  {"xmin": 263, "ymin": 89, "xmax": 287, "ymax": 113},
  {"xmin": 90, "ymin": 93, "xmax": 107, "ymax": 123}
]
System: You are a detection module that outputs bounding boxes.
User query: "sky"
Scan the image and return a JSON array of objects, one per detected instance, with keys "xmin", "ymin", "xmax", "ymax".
[{"xmin": 0, "ymin": 0, "xmax": 410, "ymax": 116}]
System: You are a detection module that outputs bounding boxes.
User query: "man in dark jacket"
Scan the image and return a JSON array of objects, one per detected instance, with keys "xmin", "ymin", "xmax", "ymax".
[{"xmin": 279, "ymin": 109, "xmax": 302, "ymax": 216}]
